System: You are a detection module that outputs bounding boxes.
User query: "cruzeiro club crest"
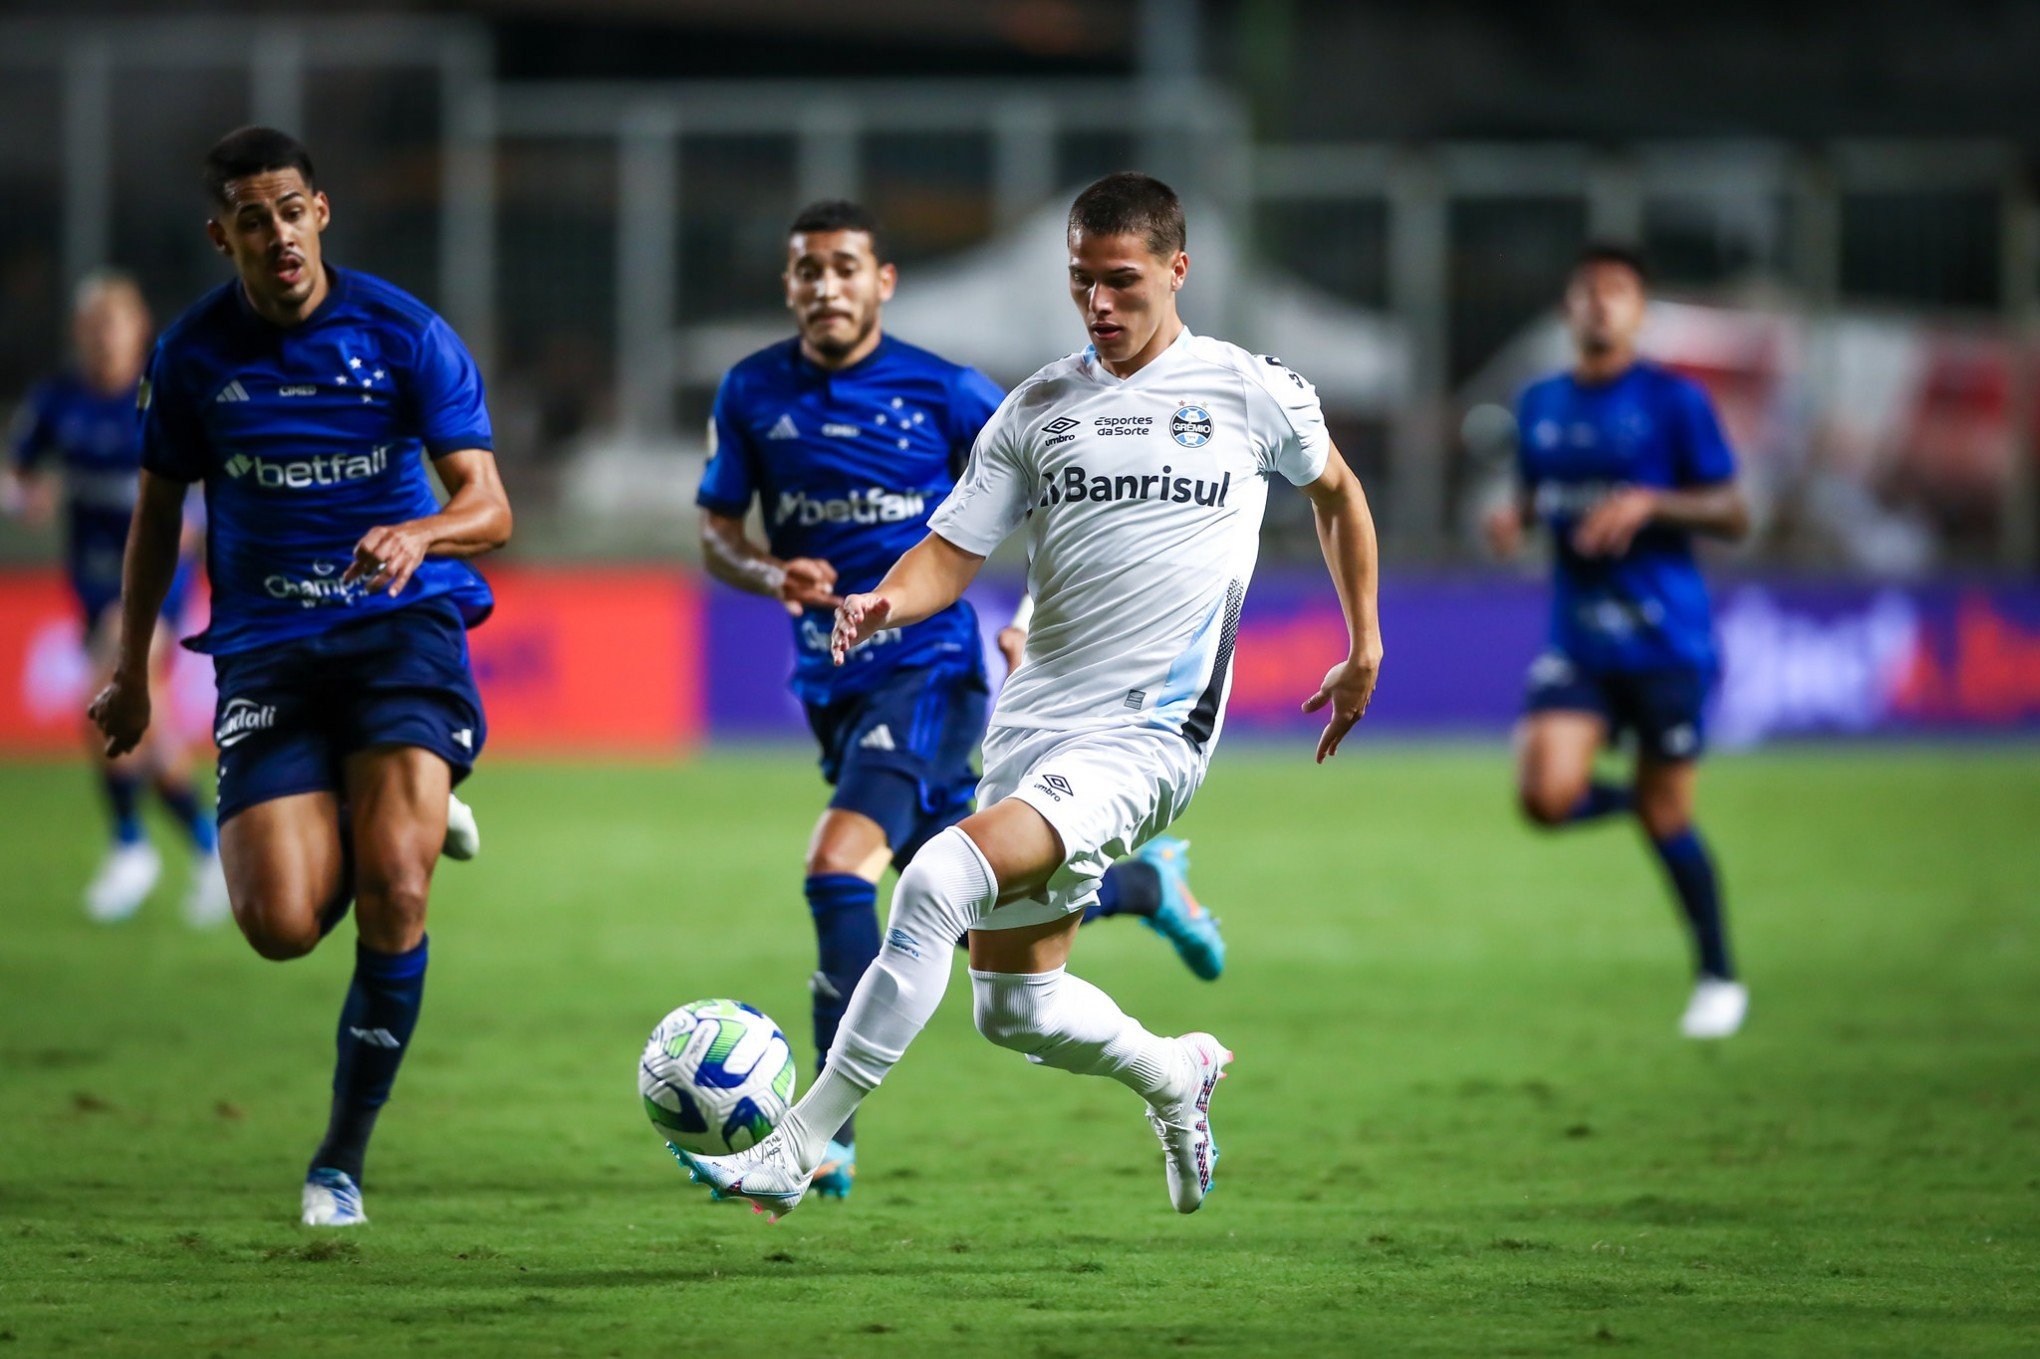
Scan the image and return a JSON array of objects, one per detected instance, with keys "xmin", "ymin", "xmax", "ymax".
[{"xmin": 1171, "ymin": 405, "xmax": 1213, "ymax": 448}]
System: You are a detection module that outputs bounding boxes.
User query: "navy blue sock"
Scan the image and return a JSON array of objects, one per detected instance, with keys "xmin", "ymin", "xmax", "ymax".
[
  {"xmin": 1650, "ymin": 828, "xmax": 1733, "ymax": 981},
  {"xmin": 311, "ymin": 936, "xmax": 428, "ymax": 1183},
  {"xmin": 1569, "ymin": 780, "xmax": 1634, "ymax": 824},
  {"xmin": 806, "ymin": 874, "xmax": 879, "ymax": 1146},
  {"xmin": 153, "ymin": 779, "xmax": 218, "ymax": 854},
  {"xmin": 100, "ymin": 769, "xmax": 144, "ymax": 846},
  {"xmin": 1089, "ymin": 859, "xmax": 1162, "ymax": 920}
]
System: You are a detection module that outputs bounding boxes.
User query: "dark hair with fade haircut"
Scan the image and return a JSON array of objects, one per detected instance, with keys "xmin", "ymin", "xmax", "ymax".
[
  {"xmin": 203, "ymin": 126, "xmax": 316, "ymax": 208},
  {"xmin": 1067, "ymin": 171, "xmax": 1186, "ymax": 259},
  {"xmin": 1573, "ymin": 240, "xmax": 1650, "ymax": 286},
  {"xmin": 788, "ymin": 199, "xmax": 888, "ymax": 262}
]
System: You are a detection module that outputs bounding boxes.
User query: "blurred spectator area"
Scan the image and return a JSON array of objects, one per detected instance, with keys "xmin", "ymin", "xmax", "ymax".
[{"xmin": 1, "ymin": 12, "xmax": 2035, "ymax": 574}]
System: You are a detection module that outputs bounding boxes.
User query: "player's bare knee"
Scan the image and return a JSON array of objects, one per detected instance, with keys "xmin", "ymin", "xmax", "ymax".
[
  {"xmin": 1635, "ymin": 796, "xmax": 1690, "ymax": 841},
  {"xmin": 236, "ymin": 902, "xmax": 320, "ymax": 961},
  {"xmin": 1519, "ymin": 780, "xmax": 1577, "ymax": 829},
  {"xmin": 353, "ymin": 866, "xmax": 432, "ymax": 947},
  {"xmin": 805, "ymin": 841, "xmax": 877, "ymax": 878}
]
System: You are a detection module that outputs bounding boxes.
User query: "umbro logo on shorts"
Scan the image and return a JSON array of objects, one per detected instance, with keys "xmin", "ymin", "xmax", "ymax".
[{"xmin": 1033, "ymin": 773, "xmax": 1075, "ymax": 802}]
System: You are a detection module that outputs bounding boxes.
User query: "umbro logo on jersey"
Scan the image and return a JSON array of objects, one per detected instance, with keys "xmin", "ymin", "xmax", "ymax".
[
  {"xmin": 1043, "ymin": 415, "xmax": 1080, "ymax": 447},
  {"xmin": 213, "ymin": 380, "xmax": 251, "ymax": 404},
  {"xmin": 858, "ymin": 724, "xmax": 897, "ymax": 752},
  {"xmin": 766, "ymin": 414, "xmax": 801, "ymax": 440}
]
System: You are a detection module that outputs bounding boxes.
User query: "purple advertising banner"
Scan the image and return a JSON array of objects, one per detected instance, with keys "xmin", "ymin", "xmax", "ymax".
[{"xmin": 705, "ymin": 573, "xmax": 2040, "ymax": 745}]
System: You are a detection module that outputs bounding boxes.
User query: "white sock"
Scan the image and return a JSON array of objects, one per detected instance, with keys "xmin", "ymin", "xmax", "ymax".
[
  {"xmin": 970, "ymin": 966, "xmax": 1193, "ymax": 1106},
  {"xmin": 777, "ymin": 826, "xmax": 997, "ymax": 1171}
]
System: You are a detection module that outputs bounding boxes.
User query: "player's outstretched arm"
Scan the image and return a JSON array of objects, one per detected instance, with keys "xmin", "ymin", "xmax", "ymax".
[
  {"xmin": 699, "ymin": 507, "xmax": 839, "ymax": 616},
  {"xmin": 1299, "ymin": 441, "xmax": 1384, "ymax": 763},
  {"xmin": 88, "ymin": 470, "xmax": 186, "ymax": 757},
  {"xmin": 344, "ymin": 449, "xmax": 512, "ymax": 597},
  {"xmin": 831, "ymin": 531, "xmax": 984, "ymax": 665}
]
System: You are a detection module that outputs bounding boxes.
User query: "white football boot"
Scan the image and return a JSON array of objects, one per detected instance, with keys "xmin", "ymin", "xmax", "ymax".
[
  {"xmin": 1145, "ymin": 1032, "xmax": 1232, "ymax": 1213},
  {"xmin": 301, "ymin": 1168, "xmax": 368, "ymax": 1227},
  {"xmin": 442, "ymin": 792, "xmax": 480, "ymax": 862},
  {"xmin": 1679, "ymin": 977, "xmax": 1749, "ymax": 1040},
  {"xmin": 671, "ymin": 1135, "xmax": 814, "ymax": 1222},
  {"xmin": 182, "ymin": 849, "xmax": 232, "ymax": 927},
  {"xmin": 85, "ymin": 841, "xmax": 161, "ymax": 923}
]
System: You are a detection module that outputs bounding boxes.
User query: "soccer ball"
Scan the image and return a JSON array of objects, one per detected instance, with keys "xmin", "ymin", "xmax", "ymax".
[{"xmin": 639, "ymin": 999, "xmax": 798, "ymax": 1156}]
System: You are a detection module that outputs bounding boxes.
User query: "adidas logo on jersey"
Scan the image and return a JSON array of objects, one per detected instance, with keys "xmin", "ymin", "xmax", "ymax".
[
  {"xmin": 774, "ymin": 487, "xmax": 927, "ymax": 527},
  {"xmin": 766, "ymin": 414, "xmax": 801, "ymax": 440},
  {"xmin": 213, "ymin": 380, "xmax": 251, "ymax": 403},
  {"xmin": 1036, "ymin": 463, "xmax": 1231, "ymax": 510},
  {"xmin": 858, "ymin": 724, "xmax": 897, "ymax": 752}
]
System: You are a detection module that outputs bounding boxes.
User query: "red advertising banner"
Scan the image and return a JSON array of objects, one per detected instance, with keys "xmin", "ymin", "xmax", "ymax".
[
  {"xmin": 0, "ymin": 567, "xmax": 702, "ymax": 758},
  {"xmin": 468, "ymin": 566, "xmax": 701, "ymax": 755}
]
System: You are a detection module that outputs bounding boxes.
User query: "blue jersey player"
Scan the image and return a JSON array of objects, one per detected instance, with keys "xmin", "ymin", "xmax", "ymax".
[
  {"xmin": 88, "ymin": 127, "xmax": 513, "ymax": 1226},
  {"xmin": 1486, "ymin": 243, "xmax": 1753, "ymax": 1039},
  {"xmin": 696, "ymin": 200, "xmax": 1224, "ymax": 1198},
  {"xmin": 6, "ymin": 271, "xmax": 223, "ymax": 925}
]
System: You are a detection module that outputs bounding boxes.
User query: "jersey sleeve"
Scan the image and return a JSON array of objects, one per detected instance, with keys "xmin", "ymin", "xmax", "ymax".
[
  {"xmin": 696, "ymin": 370, "xmax": 758, "ymax": 514},
  {"xmin": 7, "ymin": 384, "xmax": 57, "ymax": 473},
  {"xmin": 1241, "ymin": 354, "xmax": 1331, "ymax": 486},
  {"xmin": 943, "ymin": 366, "xmax": 1007, "ymax": 477},
  {"xmin": 138, "ymin": 343, "xmax": 209, "ymax": 484},
  {"xmin": 410, "ymin": 316, "xmax": 494, "ymax": 457},
  {"xmin": 928, "ymin": 386, "xmax": 1034, "ymax": 556},
  {"xmin": 1670, "ymin": 377, "xmax": 1736, "ymax": 486}
]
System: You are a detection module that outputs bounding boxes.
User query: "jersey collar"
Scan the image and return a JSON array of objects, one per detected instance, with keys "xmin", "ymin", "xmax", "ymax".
[{"xmin": 1083, "ymin": 326, "xmax": 1192, "ymax": 387}]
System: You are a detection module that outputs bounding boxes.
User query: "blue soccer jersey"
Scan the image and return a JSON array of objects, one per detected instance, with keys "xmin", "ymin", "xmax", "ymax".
[
  {"xmin": 10, "ymin": 372, "xmax": 194, "ymax": 613},
  {"xmin": 697, "ymin": 334, "xmax": 1004, "ymax": 704},
  {"xmin": 139, "ymin": 268, "xmax": 495, "ymax": 655},
  {"xmin": 1516, "ymin": 362, "xmax": 1737, "ymax": 674}
]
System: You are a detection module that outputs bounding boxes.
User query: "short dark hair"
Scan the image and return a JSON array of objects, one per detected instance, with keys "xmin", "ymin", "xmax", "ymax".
[
  {"xmin": 1067, "ymin": 172, "xmax": 1186, "ymax": 258},
  {"xmin": 1573, "ymin": 241, "xmax": 1650, "ymax": 287},
  {"xmin": 787, "ymin": 199, "xmax": 888, "ymax": 262},
  {"xmin": 203, "ymin": 126, "xmax": 316, "ymax": 208}
]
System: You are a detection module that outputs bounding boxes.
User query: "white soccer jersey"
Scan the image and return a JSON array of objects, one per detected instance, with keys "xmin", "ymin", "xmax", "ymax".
[{"xmin": 929, "ymin": 328, "xmax": 1330, "ymax": 752}]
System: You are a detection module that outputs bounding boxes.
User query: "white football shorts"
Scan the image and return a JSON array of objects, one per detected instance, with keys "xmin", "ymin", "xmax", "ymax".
[{"xmin": 973, "ymin": 722, "xmax": 1206, "ymax": 930}]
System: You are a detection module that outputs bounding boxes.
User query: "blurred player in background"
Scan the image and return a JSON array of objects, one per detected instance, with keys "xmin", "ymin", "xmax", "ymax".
[
  {"xmin": 89, "ymin": 127, "xmax": 511, "ymax": 1226},
  {"xmin": 678, "ymin": 172, "xmax": 1381, "ymax": 1220},
  {"xmin": 5, "ymin": 271, "xmax": 225, "ymax": 925},
  {"xmin": 1485, "ymin": 243, "xmax": 1752, "ymax": 1039},
  {"xmin": 696, "ymin": 199, "xmax": 1226, "ymax": 1200}
]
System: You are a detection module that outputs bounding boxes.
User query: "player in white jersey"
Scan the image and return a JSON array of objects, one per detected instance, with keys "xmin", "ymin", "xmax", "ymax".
[{"xmin": 674, "ymin": 172, "xmax": 1382, "ymax": 1219}]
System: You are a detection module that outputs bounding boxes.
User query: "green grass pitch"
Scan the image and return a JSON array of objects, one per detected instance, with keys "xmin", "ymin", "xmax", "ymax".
[{"xmin": 2, "ymin": 746, "xmax": 2036, "ymax": 1357}]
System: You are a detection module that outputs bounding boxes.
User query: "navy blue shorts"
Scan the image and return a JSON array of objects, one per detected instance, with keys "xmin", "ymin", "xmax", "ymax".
[
  {"xmin": 1523, "ymin": 650, "xmax": 1712, "ymax": 762},
  {"xmin": 77, "ymin": 555, "xmax": 196, "ymax": 636},
  {"xmin": 805, "ymin": 665, "xmax": 989, "ymax": 870},
  {"xmin": 209, "ymin": 598, "xmax": 486, "ymax": 824}
]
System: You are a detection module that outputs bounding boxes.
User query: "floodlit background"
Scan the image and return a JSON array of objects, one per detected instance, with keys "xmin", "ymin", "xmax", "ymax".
[{"xmin": 1, "ymin": 0, "xmax": 2037, "ymax": 752}]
